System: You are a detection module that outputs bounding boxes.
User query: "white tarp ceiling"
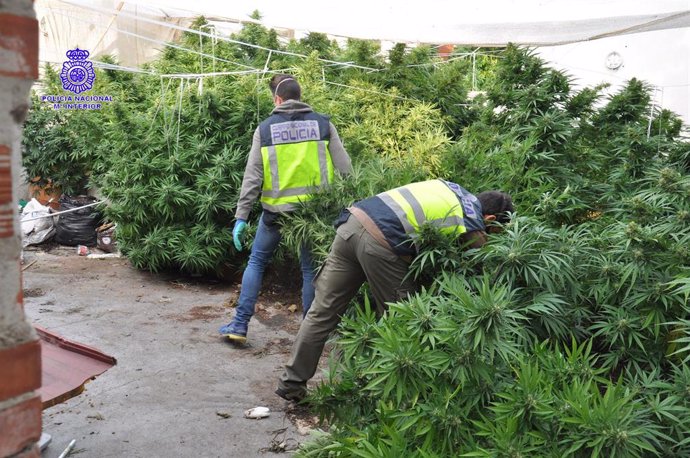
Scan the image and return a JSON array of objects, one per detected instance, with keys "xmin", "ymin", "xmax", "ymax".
[
  {"xmin": 35, "ymin": 0, "xmax": 690, "ymax": 122},
  {"xmin": 41, "ymin": 0, "xmax": 690, "ymax": 50},
  {"xmin": 144, "ymin": 0, "xmax": 690, "ymax": 46}
]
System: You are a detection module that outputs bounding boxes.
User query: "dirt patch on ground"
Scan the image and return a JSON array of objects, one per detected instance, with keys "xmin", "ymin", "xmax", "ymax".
[
  {"xmin": 254, "ymin": 303, "xmax": 301, "ymax": 332},
  {"xmin": 168, "ymin": 305, "xmax": 227, "ymax": 322},
  {"xmin": 251, "ymin": 337, "xmax": 294, "ymax": 359},
  {"xmin": 285, "ymin": 403, "xmax": 326, "ymax": 436},
  {"xmin": 23, "ymin": 287, "xmax": 45, "ymax": 297}
]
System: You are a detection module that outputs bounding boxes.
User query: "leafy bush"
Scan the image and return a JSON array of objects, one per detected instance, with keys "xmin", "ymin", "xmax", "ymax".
[
  {"xmin": 294, "ymin": 46, "xmax": 690, "ymax": 457},
  {"xmin": 21, "ymin": 18, "xmax": 690, "ymax": 455},
  {"xmin": 23, "ymin": 18, "xmax": 475, "ymax": 275}
]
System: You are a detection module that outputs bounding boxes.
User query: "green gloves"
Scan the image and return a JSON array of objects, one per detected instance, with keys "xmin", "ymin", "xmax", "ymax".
[{"xmin": 232, "ymin": 219, "xmax": 247, "ymax": 251}]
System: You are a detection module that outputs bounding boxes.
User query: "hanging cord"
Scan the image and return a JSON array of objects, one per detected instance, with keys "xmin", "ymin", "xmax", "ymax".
[
  {"xmin": 162, "ymin": 76, "xmax": 172, "ymax": 155},
  {"xmin": 646, "ymin": 86, "xmax": 658, "ymax": 140},
  {"xmin": 258, "ymin": 50, "xmax": 274, "ymax": 124},
  {"xmin": 176, "ymin": 78, "xmax": 184, "ymax": 154},
  {"xmin": 211, "ymin": 27, "xmax": 217, "ymax": 76},
  {"xmin": 148, "ymin": 76, "xmax": 172, "ymax": 141},
  {"xmin": 471, "ymin": 47, "xmax": 480, "ymax": 91},
  {"xmin": 262, "ymin": 50, "xmax": 273, "ymax": 75},
  {"xmin": 199, "ymin": 33, "xmax": 204, "ymax": 75},
  {"xmin": 657, "ymin": 87, "xmax": 664, "ymax": 155},
  {"xmin": 199, "ymin": 24, "xmax": 218, "ymax": 86},
  {"xmin": 198, "ymin": 77, "xmax": 203, "ymax": 116},
  {"xmin": 256, "ymin": 73, "xmax": 262, "ymax": 125}
]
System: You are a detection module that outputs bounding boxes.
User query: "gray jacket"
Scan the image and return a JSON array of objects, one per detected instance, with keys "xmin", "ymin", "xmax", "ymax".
[{"xmin": 234, "ymin": 100, "xmax": 352, "ymax": 220}]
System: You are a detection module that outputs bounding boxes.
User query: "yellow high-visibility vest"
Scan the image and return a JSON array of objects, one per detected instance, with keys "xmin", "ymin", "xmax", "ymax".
[
  {"xmin": 378, "ymin": 180, "xmax": 467, "ymax": 238},
  {"xmin": 259, "ymin": 114, "xmax": 334, "ymax": 213}
]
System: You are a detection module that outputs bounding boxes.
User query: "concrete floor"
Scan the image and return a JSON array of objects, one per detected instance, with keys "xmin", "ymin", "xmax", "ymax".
[{"xmin": 22, "ymin": 246, "xmax": 321, "ymax": 457}]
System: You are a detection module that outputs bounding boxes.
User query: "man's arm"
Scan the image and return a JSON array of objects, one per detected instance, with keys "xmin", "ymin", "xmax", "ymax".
[
  {"xmin": 234, "ymin": 128, "xmax": 263, "ymax": 220},
  {"xmin": 328, "ymin": 122, "xmax": 353, "ymax": 175}
]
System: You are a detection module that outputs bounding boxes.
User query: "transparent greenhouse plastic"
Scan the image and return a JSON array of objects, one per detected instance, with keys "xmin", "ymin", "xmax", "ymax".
[{"xmin": 36, "ymin": 0, "xmax": 689, "ymax": 121}]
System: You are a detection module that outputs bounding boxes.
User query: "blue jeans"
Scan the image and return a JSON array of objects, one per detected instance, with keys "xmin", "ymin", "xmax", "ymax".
[{"xmin": 233, "ymin": 215, "xmax": 316, "ymax": 323}]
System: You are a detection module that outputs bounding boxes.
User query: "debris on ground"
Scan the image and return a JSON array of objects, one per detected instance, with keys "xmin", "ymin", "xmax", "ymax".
[
  {"xmin": 86, "ymin": 253, "xmax": 121, "ymax": 259},
  {"xmin": 285, "ymin": 403, "xmax": 324, "ymax": 436},
  {"xmin": 57, "ymin": 438, "xmax": 76, "ymax": 458},
  {"xmin": 259, "ymin": 428, "xmax": 299, "ymax": 453},
  {"xmin": 243, "ymin": 406, "xmax": 270, "ymax": 419}
]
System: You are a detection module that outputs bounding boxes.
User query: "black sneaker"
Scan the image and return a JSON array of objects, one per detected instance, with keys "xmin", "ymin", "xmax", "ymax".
[{"xmin": 275, "ymin": 387, "xmax": 306, "ymax": 402}]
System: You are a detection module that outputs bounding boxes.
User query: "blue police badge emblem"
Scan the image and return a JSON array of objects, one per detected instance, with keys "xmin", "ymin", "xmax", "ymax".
[{"xmin": 60, "ymin": 48, "xmax": 95, "ymax": 94}]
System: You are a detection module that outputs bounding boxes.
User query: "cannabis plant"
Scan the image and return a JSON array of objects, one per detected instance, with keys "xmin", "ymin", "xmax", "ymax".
[{"xmin": 296, "ymin": 45, "xmax": 690, "ymax": 457}]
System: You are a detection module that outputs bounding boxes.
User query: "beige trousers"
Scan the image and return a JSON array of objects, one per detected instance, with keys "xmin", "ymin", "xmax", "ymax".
[{"xmin": 278, "ymin": 215, "xmax": 415, "ymax": 396}]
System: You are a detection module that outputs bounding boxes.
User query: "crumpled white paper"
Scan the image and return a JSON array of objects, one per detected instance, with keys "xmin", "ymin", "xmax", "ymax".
[{"xmin": 244, "ymin": 406, "xmax": 270, "ymax": 419}]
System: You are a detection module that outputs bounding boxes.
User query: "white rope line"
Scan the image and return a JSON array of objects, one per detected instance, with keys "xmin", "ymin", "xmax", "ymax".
[
  {"xmin": 324, "ymin": 81, "xmax": 411, "ymax": 101},
  {"xmin": 21, "ymin": 201, "xmax": 104, "ymax": 222},
  {"xmin": 92, "ymin": 61, "xmax": 156, "ymax": 75},
  {"xmin": 198, "ymin": 24, "xmax": 218, "ymax": 76},
  {"xmin": 148, "ymin": 76, "xmax": 172, "ymax": 136},
  {"xmin": 262, "ymin": 50, "xmax": 273, "ymax": 75},
  {"xmin": 61, "ymin": 0, "xmax": 382, "ymax": 72},
  {"xmin": 176, "ymin": 78, "xmax": 184, "ymax": 153},
  {"xmin": 161, "ymin": 69, "xmax": 263, "ymax": 78},
  {"xmin": 647, "ymin": 86, "xmax": 658, "ymax": 140},
  {"xmin": 163, "ymin": 74, "xmax": 172, "ymax": 154},
  {"xmin": 199, "ymin": 33, "xmax": 204, "ymax": 76}
]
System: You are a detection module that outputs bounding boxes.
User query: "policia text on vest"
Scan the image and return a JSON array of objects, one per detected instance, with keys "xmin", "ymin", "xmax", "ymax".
[{"xmin": 270, "ymin": 120, "xmax": 320, "ymax": 144}]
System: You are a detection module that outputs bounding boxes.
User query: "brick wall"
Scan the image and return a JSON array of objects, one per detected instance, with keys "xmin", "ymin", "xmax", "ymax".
[{"xmin": 0, "ymin": 1, "xmax": 41, "ymax": 457}]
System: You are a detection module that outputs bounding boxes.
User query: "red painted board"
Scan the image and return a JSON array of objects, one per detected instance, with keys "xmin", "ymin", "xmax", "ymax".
[{"xmin": 35, "ymin": 326, "xmax": 116, "ymax": 409}]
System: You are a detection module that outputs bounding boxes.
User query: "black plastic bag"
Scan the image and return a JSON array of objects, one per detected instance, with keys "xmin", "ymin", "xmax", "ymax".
[{"xmin": 54, "ymin": 195, "xmax": 101, "ymax": 246}]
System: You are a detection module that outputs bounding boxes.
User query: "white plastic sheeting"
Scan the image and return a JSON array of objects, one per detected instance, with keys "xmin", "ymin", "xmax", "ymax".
[
  {"xmin": 35, "ymin": 0, "xmax": 689, "ymax": 122},
  {"xmin": 62, "ymin": 0, "xmax": 690, "ymax": 46},
  {"xmin": 37, "ymin": 1, "xmax": 185, "ymax": 68},
  {"xmin": 536, "ymin": 27, "xmax": 689, "ymax": 124},
  {"xmin": 38, "ymin": 0, "xmax": 690, "ymax": 58}
]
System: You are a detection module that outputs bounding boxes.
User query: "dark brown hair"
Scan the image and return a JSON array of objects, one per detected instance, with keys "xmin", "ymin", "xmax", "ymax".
[
  {"xmin": 269, "ymin": 74, "xmax": 301, "ymax": 101},
  {"xmin": 477, "ymin": 191, "xmax": 514, "ymax": 224}
]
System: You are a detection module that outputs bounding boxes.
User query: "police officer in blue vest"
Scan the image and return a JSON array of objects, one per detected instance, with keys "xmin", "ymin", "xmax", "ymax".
[
  {"xmin": 219, "ymin": 74, "xmax": 352, "ymax": 344},
  {"xmin": 276, "ymin": 180, "xmax": 513, "ymax": 401}
]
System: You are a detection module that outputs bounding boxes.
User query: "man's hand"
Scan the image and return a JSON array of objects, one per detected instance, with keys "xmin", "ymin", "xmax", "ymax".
[{"xmin": 232, "ymin": 219, "xmax": 248, "ymax": 251}]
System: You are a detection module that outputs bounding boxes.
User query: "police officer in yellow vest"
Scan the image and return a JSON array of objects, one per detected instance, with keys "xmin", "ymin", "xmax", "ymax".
[
  {"xmin": 219, "ymin": 74, "xmax": 352, "ymax": 343},
  {"xmin": 276, "ymin": 180, "xmax": 513, "ymax": 401}
]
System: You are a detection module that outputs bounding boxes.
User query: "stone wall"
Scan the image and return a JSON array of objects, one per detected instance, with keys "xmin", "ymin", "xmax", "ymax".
[{"xmin": 0, "ymin": 1, "xmax": 42, "ymax": 456}]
